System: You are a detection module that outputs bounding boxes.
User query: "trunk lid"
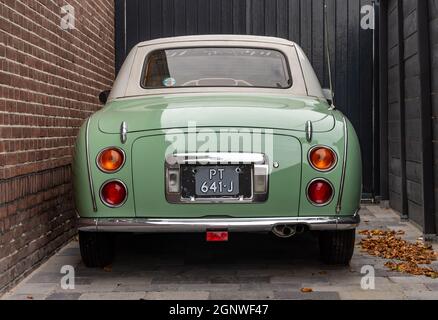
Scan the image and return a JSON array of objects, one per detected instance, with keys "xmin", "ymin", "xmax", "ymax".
[
  {"xmin": 132, "ymin": 133, "xmax": 302, "ymax": 218},
  {"xmin": 98, "ymin": 94, "xmax": 335, "ymax": 133}
]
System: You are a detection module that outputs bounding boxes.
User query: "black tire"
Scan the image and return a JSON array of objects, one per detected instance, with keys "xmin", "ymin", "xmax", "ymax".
[
  {"xmin": 79, "ymin": 231, "xmax": 115, "ymax": 268},
  {"xmin": 319, "ymin": 229, "xmax": 356, "ymax": 266}
]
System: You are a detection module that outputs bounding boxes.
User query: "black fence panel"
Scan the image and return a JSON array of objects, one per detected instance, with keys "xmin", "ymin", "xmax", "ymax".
[{"xmin": 115, "ymin": 0, "xmax": 377, "ymax": 195}]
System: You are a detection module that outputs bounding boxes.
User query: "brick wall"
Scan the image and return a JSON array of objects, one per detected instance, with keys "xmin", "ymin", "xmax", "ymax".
[{"xmin": 0, "ymin": 0, "xmax": 115, "ymax": 292}]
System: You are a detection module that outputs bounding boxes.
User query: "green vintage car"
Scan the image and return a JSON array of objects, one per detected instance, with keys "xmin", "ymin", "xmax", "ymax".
[{"xmin": 74, "ymin": 35, "xmax": 362, "ymax": 267}]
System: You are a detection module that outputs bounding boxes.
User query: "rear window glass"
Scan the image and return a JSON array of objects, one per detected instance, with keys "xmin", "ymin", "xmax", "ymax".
[{"xmin": 141, "ymin": 47, "xmax": 292, "ymax": 89}]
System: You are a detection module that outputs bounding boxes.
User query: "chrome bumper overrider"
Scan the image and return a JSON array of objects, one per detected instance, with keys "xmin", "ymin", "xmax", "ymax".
[{"xmin": 77, "ymin": 212, "xmax": 360, "ymax": 233}]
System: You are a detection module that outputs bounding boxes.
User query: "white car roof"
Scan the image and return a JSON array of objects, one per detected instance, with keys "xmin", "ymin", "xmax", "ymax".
[
  {"xmin": 135, "ymin": 35, "xmax": 297, "ymax": 48},
  {"xmin": 108, "ymin": 35, "xmax": 324, "ymax": 101}
]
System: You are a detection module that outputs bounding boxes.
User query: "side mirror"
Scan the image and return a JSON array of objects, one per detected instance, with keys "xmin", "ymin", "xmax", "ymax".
[
  {"xmin": 322, "ymin": 88, "xmax": 334, "ymax": 106},
  {"xmin": 99, "ymin": 90, "xmax": 110, "ymax": 105}
]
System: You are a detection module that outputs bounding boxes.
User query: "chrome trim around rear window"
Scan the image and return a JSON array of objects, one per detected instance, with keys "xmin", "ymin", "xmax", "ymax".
[{"xmin": 78, "ymin": 212, "xmax": 360, "ymax": 233}]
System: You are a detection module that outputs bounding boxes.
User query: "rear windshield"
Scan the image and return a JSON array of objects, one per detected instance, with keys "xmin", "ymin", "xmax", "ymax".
[{"xmin": 141, "ymin": 47, "xmax": 292, "ymax": 89}]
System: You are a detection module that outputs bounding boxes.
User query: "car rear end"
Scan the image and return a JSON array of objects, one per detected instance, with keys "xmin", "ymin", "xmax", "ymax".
[{"xmin": 73, "ymin": 35, "xmax": 362, "ymax": 267}]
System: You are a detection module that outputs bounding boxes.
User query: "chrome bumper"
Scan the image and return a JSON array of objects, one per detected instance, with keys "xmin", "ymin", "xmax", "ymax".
[{"xmin": 77, "ymin": 212, "xmax": 360, "ymax": 233}]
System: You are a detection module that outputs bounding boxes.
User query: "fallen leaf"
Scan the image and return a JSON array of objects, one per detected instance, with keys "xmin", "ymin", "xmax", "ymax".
[
  {"xmin": 103, "ymin": 265, "xmax": 112, "ymax": 272},
  {"xmin": 359, "ymin": 229, "xmax": 438, "ymax": 278},
  {"xmin": 301, "ymin": 287, "xmax": 313, "ymax": 293}
]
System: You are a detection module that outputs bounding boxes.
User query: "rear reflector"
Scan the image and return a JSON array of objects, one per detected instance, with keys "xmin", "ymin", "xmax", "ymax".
[
  {"xmin": 206, "ymin": 231, "xmax": 229, "ymax": 242},
  {"xmin": 100, "ymin": 180, "xmax": 127, "ymax": 207},
  {"xmin": 307, "ymin": 179, "xmax": 334, "ymax": 206}
]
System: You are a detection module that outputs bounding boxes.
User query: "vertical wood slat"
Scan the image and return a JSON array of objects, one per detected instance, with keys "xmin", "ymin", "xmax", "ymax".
[
  {"xmin": 150, "ymin": 0, "xmax": 162, "ymax": 39},
  {"xmin": 174, "ymin": 0, "xmax": 186, "ymax": 36},
  {"xmin": 288, "ymin": 0, "xmax": 301, "ymax": 43},
  {"xmin": 397, "ymin": 0, "xmax": 408, "ymax": 218},
  {"xmin": 186, "ymin": 0, "xmax": 198, "ymax": 35},
  {"xmin": 416, "ymin": 0, "xmax": 436, "ymax": 235},
  {"xmin": 373, "ymin": 0, "xmax": 381, "ymax": 198},
  {"xmin": 162, "ymin": 0, "xmax": 175, "ymax": 37},
  {"xmin": 210, "ymin": 0, "xmax": 222, "ymax": 33},
  {"xmin": 264, "ymin": 0, "xmax": 277, "ymax": 36},
  {"xmin": 325, "ymin": 0, "xmax": 337, "ymax": 89},
  {"xmin": 251, "ymin": 0, "xmax": 265, "ymax": 35},
  {"xmin": 379, "ymin": 0, "xmax": 389, "ymax": 200},
  {"xmin": 334, "ymin": 0, "xmax": 348, "ymax": 114},
  {"xmin": 348, "ymin": 0, "xmax": 360, "ymax": 133},
  {"xmin": 126, "ymin": 0, "xmax": 139, "ymax": 54},
  {"xmin": 114, "ymin": 0, "xmax": 126, "ymax": 73},
  {"xmin": 221, "ymin": 0, "xmax": 233, "ymax": 34},
  {"xmin": 300, "ymin": 0, "xmax": 312, "ymax": 57},
  {"xmin": 277, "ymin": 0, "xmax": 289, "ymax": 39},
  {"xmin": 232, "ymin": 0, "xmax": 246, "ymax": 34},
  {"xmin": 359, "ymin": 0, "xmax": 374, "ymax": 198},
  {"xmin": 312, "ymin": 0, "xmax": 325, "ymax": 81},
  {"xmin": 197, "ymin": 0, "xmax": 210, "ymax": 34}
]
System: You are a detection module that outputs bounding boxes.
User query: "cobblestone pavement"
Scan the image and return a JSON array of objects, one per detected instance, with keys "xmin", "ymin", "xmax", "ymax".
[{"xmin": 2, "ymin": 205, "xmax": 438, "ymax": 300}]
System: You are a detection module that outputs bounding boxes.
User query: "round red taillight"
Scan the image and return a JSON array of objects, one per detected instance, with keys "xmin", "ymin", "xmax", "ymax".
[
  {"xmin": 100, "ymin": 180, "xmax": 127, "ymax": 207},
  {"xmin": 307, "ymin": 179, "xmax": 334, "ymax": 206},
  {"xmin": 309, "ymin": 147, "xmax": 337, "ymax": 171},
  {"xmin": 97, "ymin": 148, "xmax": 125, "ymax": 173}
]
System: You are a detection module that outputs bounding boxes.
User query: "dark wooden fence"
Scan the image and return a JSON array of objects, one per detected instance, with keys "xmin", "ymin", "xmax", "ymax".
[
  {"xmin": 380, "ymin": 0, "xmax": 437, "ymax": 234},
  {"xmin": 115, "ymin": 0, "xmax": 377, "ymax": 195}
]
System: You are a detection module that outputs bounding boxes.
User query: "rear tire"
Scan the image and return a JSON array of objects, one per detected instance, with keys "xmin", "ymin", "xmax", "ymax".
[
  {"xmin": 319, "ymin": 229, "xmax": 355, "ymax": 266},
  {"xmin": 79, "ymin": 231, "xmax": 115, "ymax": 268}
]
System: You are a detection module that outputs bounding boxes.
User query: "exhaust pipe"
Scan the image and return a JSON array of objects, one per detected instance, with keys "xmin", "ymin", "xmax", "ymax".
[
  {"xmin": 295, "ymin": 225, "xmax": 306, "ymax": 234},
  {"xmin": 272, "ymin": 225, "xmax": 297, "ymax": 238}
]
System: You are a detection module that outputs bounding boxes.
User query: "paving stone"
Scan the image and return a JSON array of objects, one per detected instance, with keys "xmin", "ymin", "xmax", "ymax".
[
  {"xmin": 145, "ymin": 283, "xmax": 241, "ymax": 292},
  {"xmin": 240, "ymin": 283, "xmax": 301, "ymax": 291},
  {"xmin": 425, "ymin": 283, "xmax": 438, "ymax": 291},
  {"xmin": 79, "ymin": 292, "xmax": 146, "ymax": 300},
  {"xmin": 11, "ymin": 283, "xmax": 57, "ymax": 295},
  {"xmin": 210, "ymin": 276, "xmax": 270, "ymax": 284},
  {"xmin": 26, "ymin": 273, "xmax": 62, "ymax": 284},
  {"xmin": 274, "ymin": 291, "xmax": 340, "ymax": 300},
  {"xmin": 151, "ymin": 275, "xmax": 211, "ymax": 284},
  {"xmin": 58, "ymin": 247, "xmax": 80, "ymax": 256},
  {"xmin": 328, "ymin": 276, "xmax": 393, "ymax": 288},
  {"xmin": 46, "ymin": 292, "xmax": 81, "ymax": 300},
  {"xmin": 389, "ymin": 276, "xmax": 438, "ymax": 284},
  {"xmin": 402, "ymin": 290, "xmax": 438, "ymax": 300},
  {"xmin": 270, "ymin": 275, "xmax": 324, "ymax": 284},
  {"xmin": 4, "ymin": 294, "xmax": 48, "ymax": 300},
  {"xmin": 209, "ymin": 290, "xmax": 274, "ymax": 300},
  {"xmin": 51, "ymin": 284, "xmax": 92, "ymax": 294},
  {"xmin": 144, "ymin": 291, "xmax": 209, "ymax": 300},
  {"xmin": 338, "ymin": 290, "xmax": 405, "ymax": 300}
]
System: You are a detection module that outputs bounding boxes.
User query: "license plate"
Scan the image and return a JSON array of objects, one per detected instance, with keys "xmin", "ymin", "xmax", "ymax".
[{"xmin": 195, "ymin": 166, "xmax": 240, "ymax": 197}]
